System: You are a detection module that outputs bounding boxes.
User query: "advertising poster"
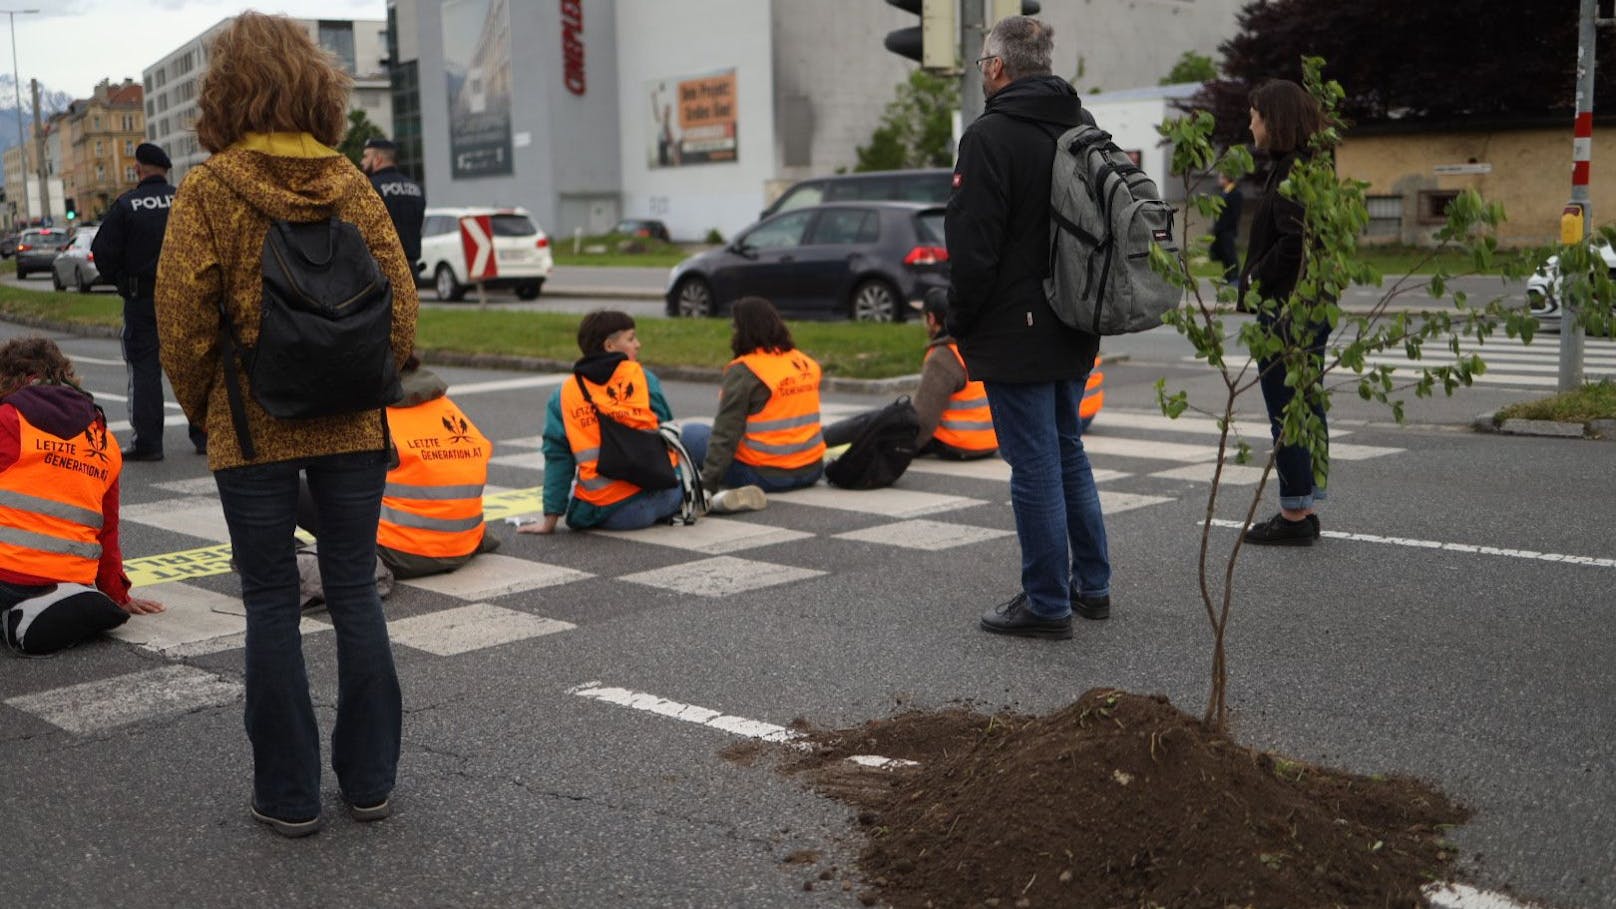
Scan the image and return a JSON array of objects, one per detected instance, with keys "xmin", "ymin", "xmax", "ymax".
[
  {"xmin": 647, "ymin": 69, "xmax": 738, "ymax": 168},
  {"xmin": 443, "ymin": 0, "xmax": 514, "ymax": 178}
]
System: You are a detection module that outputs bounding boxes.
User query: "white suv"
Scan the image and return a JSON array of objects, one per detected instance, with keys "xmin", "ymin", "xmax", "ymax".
[{"xmin": 420, "ymin": 207, "xmax": 553, "ymax": 301}]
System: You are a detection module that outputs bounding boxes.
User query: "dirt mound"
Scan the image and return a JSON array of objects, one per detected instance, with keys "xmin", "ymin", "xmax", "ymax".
[{"xmin": 771, "ymin": 689, "xmax": 1468, "ymax": 908}]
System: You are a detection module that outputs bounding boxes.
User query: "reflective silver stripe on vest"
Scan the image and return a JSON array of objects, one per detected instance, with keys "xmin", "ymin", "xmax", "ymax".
[
  {"xmin": 745, "ymin": 413, "xmax": 820, "ymax": 433},
  {"xmin": 940, "ymin": 418, "xmax": 996, "ymax": 432},
  {"xmin": 384, "ymin": 482, "xmax": 484, "ymax": 500},
  {"xmin": 573, "ymin": 447, "xmax": 600, "ymax": 463},
  {"xmin": 378, "ymin": 505, "xmax": 483, "ymax": 534},
  {"xmin": 742, "ymin": 431, "xmax": 825, "ymax": 456},
  {"xmin": 0, "ymin": 488, "xmax": 104, "ymax": 530},
  {"xmin": 0, "ymin": 524, "xmax": 102, "ymax": 560},
  {"xmin": 951, "ymin": 395, "xmax": 989, "ymax": 409},
  {"xmin": 576, "ymin": 473, "xmax": 615, "ymax": 491}
]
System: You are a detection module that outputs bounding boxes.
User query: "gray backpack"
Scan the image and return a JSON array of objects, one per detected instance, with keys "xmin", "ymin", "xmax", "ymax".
[{"xmin": 1045, "ymin": 124, "xmax": 1182, "ymax": 334}]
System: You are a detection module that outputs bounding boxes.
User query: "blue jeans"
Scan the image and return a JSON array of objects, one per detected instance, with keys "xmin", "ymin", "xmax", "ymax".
[
  {"xmin": 982, "ymin": 379, "xmax": 1111, "ymax": 618},
  {"xmin": 1257, "ymin": 319, "xmax": 1330, "ymax": 511},
  {"xmin": 214, "ymin": 449, "xmax": 402, "ymax": 819},
  {"xmin": 596, "ymin": 486, "xmax": 682, "ymax": 530},
  {"xmin": 678, "ymin": 422, "xmax": 821, "ymax": 493}
]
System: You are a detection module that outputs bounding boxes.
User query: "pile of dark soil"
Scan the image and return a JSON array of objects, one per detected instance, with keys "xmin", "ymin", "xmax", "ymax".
[{"xmin": 761, "ymin": 689, "xmax": 1469, "ymax": 908}]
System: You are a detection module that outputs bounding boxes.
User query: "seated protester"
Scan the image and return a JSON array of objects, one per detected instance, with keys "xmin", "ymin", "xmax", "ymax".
[
  {"xmin": 680, "ymin": 297, "xmax": 824, "ymax": 508},
  {"xmin": 0, "ymin": 337, "xmax": 163, "ymax": 655},
  {"xmin": 523, "ymin": 311, "xmax": 688, "ymax": 533},
  {"xmin": 824, "ymin": 287, "xmax": 998, "ymax": 460},
  {"xmin": 299, "ymin": 354, "xmax": 498, "ymax": 580}
]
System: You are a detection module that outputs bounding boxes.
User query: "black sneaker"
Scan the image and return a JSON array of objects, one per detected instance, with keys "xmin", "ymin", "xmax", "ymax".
[
  {"xmin": 979, "ymin": 593, "xmax": 1072, "ymax": 640},
  {"xmin": 1243, "ymin": 513, "xmax": 1316, "ymax": 547},
  {"xmin": 120, "ymin": 447, "xmax": 164, "ymax": 462},
  {"xmin": 1307, "ymin": 513, "xmax": 1321, "ymax": 539},
  {"xmin": 1073, "ymin": 593, "xmax": 1111, "ymax": 621}
]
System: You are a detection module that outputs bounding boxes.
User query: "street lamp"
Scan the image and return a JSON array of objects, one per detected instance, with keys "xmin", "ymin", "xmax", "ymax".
[{"xmin": 1, "ymin": 8, "xmax": 37, "ymax": 228}]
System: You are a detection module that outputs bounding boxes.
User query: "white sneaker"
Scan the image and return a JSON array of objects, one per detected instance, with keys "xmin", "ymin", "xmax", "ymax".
[{"xmin": 709, "ymin": 485, "xmax": 767, "ymax": 514}]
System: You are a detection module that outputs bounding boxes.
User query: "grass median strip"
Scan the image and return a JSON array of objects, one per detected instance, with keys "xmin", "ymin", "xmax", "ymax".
[
  {"xmin": 0, "ymin": 284, "xmax": 930, "ymax": 380},
  {"xmin": 1493, "ymin": 379, "xmax": 1616, "ymax": 423}
]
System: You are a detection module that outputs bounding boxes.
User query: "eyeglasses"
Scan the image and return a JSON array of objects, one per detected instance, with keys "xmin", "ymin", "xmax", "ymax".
[{"xmin": 974, "ymin": 54, "xmax": 1000, "ymax": 71}]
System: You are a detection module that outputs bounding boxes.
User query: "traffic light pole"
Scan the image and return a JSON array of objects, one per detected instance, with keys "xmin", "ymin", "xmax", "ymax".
[
  {"xmin": 1561, "ymin": 0, "xmax": 1597, "ymax": 392},
  {"xmin": 959, "ymin": 0, "xmax": 985, "ymax": 128}
]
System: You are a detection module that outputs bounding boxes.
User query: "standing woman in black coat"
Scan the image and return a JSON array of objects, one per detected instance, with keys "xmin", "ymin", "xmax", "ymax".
[{"xmin": 1238, "ymin": 79, "xmax": 1329, "ymax": 547}]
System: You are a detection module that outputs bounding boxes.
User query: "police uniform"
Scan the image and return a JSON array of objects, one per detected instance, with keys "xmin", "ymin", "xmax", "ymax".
[
  {"xmin": 364, "ymin": 138, "xmax": 425, "ymax": 269},
  {"xmin": 91, "ymin": 142, "xmax": 203, "ymax": 459}
]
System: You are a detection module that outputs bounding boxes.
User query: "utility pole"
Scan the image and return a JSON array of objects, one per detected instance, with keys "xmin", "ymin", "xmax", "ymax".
[
  {"xmin": 959, "ymin": 0, "xmax": 985, "ymax": 128},
  {"xmin": 3, "ymin": 8, "xmax": 37, "ymax": 226},
  {"xmin": 1560, "ymin": 0, "xmax": 1599, "ymax": 392},
  {"xmin": 29, "ymin": 75, "xmax": 46, "ymax": 224}
]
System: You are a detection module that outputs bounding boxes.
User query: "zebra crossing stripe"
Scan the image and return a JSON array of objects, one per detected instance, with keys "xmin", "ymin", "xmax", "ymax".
[
  {"xmin": 1205, "ymin": 519, "xmax": 1616, "ymax": 568},
  {"xmin": 4, "ymin": 665, "xmax": 242, "ymax": 734}
]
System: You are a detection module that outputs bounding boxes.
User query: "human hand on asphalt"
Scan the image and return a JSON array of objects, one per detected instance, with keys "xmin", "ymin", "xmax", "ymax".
[
  {"xmin": 517, "ymin": 515, "xmax": 560, "ymax": 535},
  {"xmin": 123, "ymin": 597, "xmax": 166, "ymax": 615}
]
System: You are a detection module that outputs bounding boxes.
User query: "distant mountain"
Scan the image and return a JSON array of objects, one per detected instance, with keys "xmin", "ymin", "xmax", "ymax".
[{"xmin": 0, "ymin": 75, "xmax": 77, "ymax": 163}]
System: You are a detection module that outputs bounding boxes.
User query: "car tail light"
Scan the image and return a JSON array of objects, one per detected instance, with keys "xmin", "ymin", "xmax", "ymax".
[
  {"xmin": 535, "ymin": 236, "xmax": 550, "ymax": 249},
  {"xmin": 86, "ymin": 252, "xmax": 94, "ymax": 262},
  {"xmin": 635, "ymin": 228, "xmax": 650, "ymax": 238},
  {"xmin": 904, "ymin": 246, "xmax": 948, "ymax": 266},
  {"xmin": 16, "ymin": 243, "xmax": 29, "ymax": 252}
]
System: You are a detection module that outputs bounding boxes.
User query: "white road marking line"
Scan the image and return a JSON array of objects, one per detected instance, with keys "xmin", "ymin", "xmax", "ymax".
[
  {"xmin": 1095, "ymin": 409, "xmax": 1354, "ymax": 441},
  {"xmin": 152, "ymin": 478, "xmax": 221, "ymax": 496},
  {"xmin": 5, "ymin": 665, "xmax": 242, "ymax": 734},
  {"xmin": 1151, "ymin": 463, "xmax": 1268, "ymax": 486},
  {"xmin": 567, "ymin": 682, "xmax": 917, "ymax": 768},
  {"xmin": 386, "ymin": 603, "xmax": 574, "ymax": 656},
  {"xmin": 449, "ymin": 374, "xmax": 568, "ymax": 395},
  {"xmin": 594, "ymin": 517, "xmax": 814, "ymax": 555},
  {"xmin": 905, "ymin": 458, "xmax": 1131, "ymax": 485},
  {"xmin": 834, "ymin": 519, "xmax": 1014, "ymax": 550},
  {"xmin": 1206, "ymin": 519, "xmax": 1616, "ymax": 568},
  {"xmin": 1363, "ymin": 355, "xmax": 1616, "ymax": 376},
  {"xmin": 618, "ymin": 555, "xmax": 826, "ymax": 598},
  {"xmin": 119, "ymin": 497, "xmax": 232, "ymax": 543},
  {"xmin": 1100, "ymin": 491, "xmax": 1177, "ymax": 514},
  {"xmin": 499, "ymin": 435, "xmax": 545, "ymax": 448},
  {"xmin": 1082, "ymin": 436, "xmax": 1221, "ymax": 463},
  {"xmin": 1326, "ymin": 442, "xmax": 1405, "ymax": 460},
  {"xmin": 62, "ymin": 353, "xmax": 127, "ymax": 366},
  {"xmin": 768, "ymin": 485, "xmax": 986, "ymax": 518},
  {"xmin": 399, "ymin": 553, "xmax": 592, "ymax": 600},
  {"xmin": 1423, "ymin": 882, "xmax": 1543, "ymax": 909},
  {"xmin": 489, "ymin": 451, "xmax": 544, "ymax": 470}
]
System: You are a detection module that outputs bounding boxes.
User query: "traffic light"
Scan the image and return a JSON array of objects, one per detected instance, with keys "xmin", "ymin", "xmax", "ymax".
[
  {"xmin": 883, "ymin": 0, "xmax": 957, "ymax": 72},
  {"xmin": 989, "ymin": 0, "xmax": 1041, "ymax": 25},
  {"xmin": 64, "ymin": 198, "xmax": 76, "ymax": 221}
]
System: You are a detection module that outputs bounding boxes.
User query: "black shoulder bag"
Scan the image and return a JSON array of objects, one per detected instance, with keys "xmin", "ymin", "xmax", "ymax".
[{"xmin": 574, "ymin": 376, "xmax": 679, "ymax": 491}]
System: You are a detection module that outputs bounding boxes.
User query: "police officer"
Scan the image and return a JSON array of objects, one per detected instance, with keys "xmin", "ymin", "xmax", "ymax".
[
  {"xmin": 92, "ymin": 142, "xmax": 204, "ymax": 461},
  {"xmin": 360, "ymin": 137, "xmax": 424, "ymax": 275}
]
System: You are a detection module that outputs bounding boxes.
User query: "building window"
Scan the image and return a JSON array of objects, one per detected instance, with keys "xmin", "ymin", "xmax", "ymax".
[
  {"xmin": 1419, "ymin": 190, "xmax": 1461, "ymax": 224},
  {"xmin": 318, "ymin": 21, "xmax": 357, "ymax": 74},
  {"xmin": 1364, "ymin": 195, "xmax": 1402, "ymax": 238},
  {"xmin": 92, "ymin": 116, "xmax": 100, "ymax": 130},
  {"xmin": 124, "ymin": 140, "xmax": 134, "ymax": 155},
  {"xmin": 96, "ymin": 164, "xmax": 105, "ymax": 182},
  {"xmin": 95, "ymin": 139, "xmax": 103, "ymax": 156},
  {"xmin": 125, "ymin": 166, "xmax": 136, "ymax": 181}
]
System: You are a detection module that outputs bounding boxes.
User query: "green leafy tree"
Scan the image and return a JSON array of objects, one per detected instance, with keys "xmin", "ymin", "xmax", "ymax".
[
  {"xmin": 856, "ymin": 69, "xmax": 960, "ymax": 171},
  {"xmin": 1154, "ymin": 58, "xmax": 1549, "ymax": 732},
  {"xmin": 1161, "ymin": 50, "xmax": 1217, "ymax": 86},
  {"xmin": 337, "ymin": 109, "xmax": 385, "ymax": 167}
]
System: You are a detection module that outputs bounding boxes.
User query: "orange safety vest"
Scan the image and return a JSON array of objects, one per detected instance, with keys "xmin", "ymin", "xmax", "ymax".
[
  {"xmin": 378, "ymin": 395, "xmax": 490, "ymax": 559},
  {"xmin": 731, "ymin": 350, "xmax": 825, "ymax": 469},
  {"xmin": 928, "ymin": 342, "xmax": 997, "ymax": 454},
  {"xmin": 1081, "ymin": 355, "xmax": 1105, "ymax": 423},
  {"xmin": 559, "ymin": 360, "xmax": 673, "ymax": 506},
  {"xmin": 0, "ymin": 409, "xmax": 120, "ymax": 585}
]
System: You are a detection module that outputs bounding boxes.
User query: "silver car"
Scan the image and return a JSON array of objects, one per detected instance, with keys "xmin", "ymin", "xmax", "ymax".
[{"xmin": 51, "ymin": 227, "xmax": 109, "ymax": 293}]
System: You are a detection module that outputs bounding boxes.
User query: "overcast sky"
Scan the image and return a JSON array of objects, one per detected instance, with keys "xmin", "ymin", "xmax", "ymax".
[{"xmin": 2, "ymin": 0, "xmax": 387, "ymax": 99}]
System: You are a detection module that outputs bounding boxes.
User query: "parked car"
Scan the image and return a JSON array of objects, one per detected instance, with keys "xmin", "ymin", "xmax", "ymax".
[
  {"xmin": 420, "ymin": 207, "xmax": 553, "ymax": 301},
  {"xmin": 612, "ymin": 218, "xmax": 671, "ymax": 242},
  {"xmin": 760, "ymin": 168, "xmax": 953, "ymax": 220},
  {"xmin": 0, "ymin": 232, "xmax": 18, "ymax": 258},
  {"xmin": 51, "ymin": 226, "xmax": 108, "ymax": 293},
  {"xmin": 665, "ymin": 202, "xmax": 948, "ymax": 322},
  {"xmin": 1525, "ymin": 239, "xmax": 1616, "ymax": 331},
  {"xmin": 14, "ymin": 227, "xmax": 71, "ymax": 279}
]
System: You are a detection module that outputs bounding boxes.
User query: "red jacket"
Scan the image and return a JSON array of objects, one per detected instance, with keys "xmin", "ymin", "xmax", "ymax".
[{"xmin": 0, "ymin": 385, "xmax": 130, "ymax": 604}]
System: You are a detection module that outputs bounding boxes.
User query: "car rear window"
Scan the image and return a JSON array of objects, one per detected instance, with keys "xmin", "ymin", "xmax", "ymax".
[
  {"xmin": 900, "ymin": 174, "xmax": 953, "ymax": 204},
  {"xmin": 915, "ymin": 211, "xmax": 946, "ymax": 245},
  {"xmin": 490, "ymin": 215, "xmax": 538, "ymax": 237}
]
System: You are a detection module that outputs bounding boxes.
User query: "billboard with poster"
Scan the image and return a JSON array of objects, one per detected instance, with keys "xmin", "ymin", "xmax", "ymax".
[
  {"xmin": 646, "ymin": 69, "xmax": 738, "ymax": 168},
  {"xmin": 443, "ymin": 0, "xmax": 514, "ymax": 178}
]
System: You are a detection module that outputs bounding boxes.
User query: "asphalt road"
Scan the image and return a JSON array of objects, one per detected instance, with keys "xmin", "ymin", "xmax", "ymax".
[{"xmin": 0, "ymin": 314, "xmax": 1612, "ymax": 908}]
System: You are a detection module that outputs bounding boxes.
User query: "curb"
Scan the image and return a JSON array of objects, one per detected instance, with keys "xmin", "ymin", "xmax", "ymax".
[
  {"xmin": 545, "ymin": 285, "xmax": 663, "ymax": 301},
  {"xmin": 1472, "ymin": 411, "xmax": 1615, "ymax": 441}
]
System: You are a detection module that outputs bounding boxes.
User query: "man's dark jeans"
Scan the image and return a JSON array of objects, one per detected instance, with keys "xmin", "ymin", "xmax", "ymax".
[
  {"xmin": 122, "ymin": 294, "xmax": 205, "ymax": 453},
  {"xmin": 982, "ymin": 378, "xmax": 1110, "ymax": 618},
  {"xmin": 214, "ymin": 449, "xmax": 401, "ymax": 819}
]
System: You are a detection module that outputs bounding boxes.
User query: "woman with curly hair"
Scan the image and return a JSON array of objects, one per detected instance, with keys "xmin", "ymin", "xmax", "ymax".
[
  {"xmin": 155, "ymin": 11, "xmax": 418, "ymax": 837},
  {"xmin": 0, "ymin": 337, "xmax": 162, "ymax": 656}
]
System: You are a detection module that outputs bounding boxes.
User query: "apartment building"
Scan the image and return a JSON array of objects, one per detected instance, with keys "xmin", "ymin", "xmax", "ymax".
[
  {"xmin": 142, "ymin": 17, "xmax": 394, "ymax": 181},
  {"xmin": 58, "ymin": 79, "xmax": 145, "ymax": 221}
]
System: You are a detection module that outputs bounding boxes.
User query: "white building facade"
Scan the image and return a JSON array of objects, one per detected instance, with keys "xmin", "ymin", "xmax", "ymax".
[{"xmin": 142, "ymin": 17, "xmax": 394, "ymax": 182}]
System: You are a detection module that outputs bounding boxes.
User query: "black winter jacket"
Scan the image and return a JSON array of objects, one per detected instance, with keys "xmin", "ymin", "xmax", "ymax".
[
  {"xmin": 944, "ymin": 75, "xmax": 1099, "ymax": 383},
  {"xmin": 1238, "ymin": 153, "xmax": 1306, "ymax": 307}
]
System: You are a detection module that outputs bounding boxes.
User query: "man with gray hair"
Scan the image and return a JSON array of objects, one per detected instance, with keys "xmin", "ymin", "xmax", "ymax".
[{"xmin": 945, "ymin": 16, "xmax": 1111, "ymax": 639}]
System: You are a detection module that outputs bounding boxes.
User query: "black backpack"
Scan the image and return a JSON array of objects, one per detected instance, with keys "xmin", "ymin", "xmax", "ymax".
[
  {"xmin": 219, "ymin": 218, "xmax": 402, "ymax": 459},
  {"xmin": 824, "ymin": 396, "xmax": 920, "ymax": 490}
]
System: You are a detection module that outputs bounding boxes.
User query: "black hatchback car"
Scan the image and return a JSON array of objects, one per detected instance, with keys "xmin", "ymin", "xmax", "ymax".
[{"xmin": 664, "ymin": 202, "xmax": 948, "ymax": 322}]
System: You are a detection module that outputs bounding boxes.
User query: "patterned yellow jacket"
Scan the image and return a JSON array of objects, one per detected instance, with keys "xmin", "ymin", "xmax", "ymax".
[{"xmin": 155, "ymin": 133, "xmax": 418, "ymax": 470}]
